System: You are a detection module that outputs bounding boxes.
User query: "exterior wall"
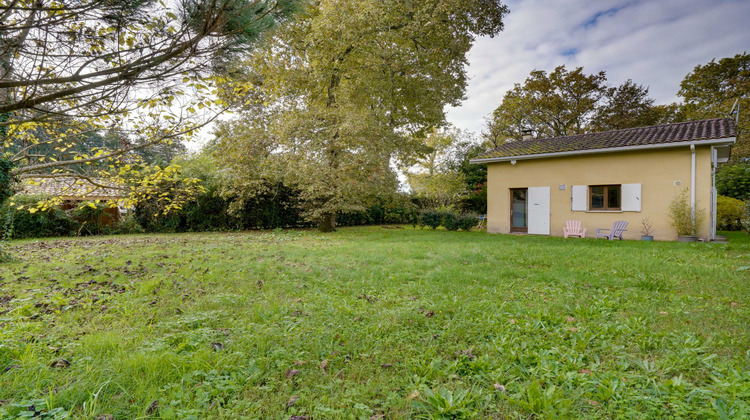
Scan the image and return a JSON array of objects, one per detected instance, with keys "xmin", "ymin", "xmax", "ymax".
[{"xmin": 486, "ymin": 146, "xmax": 713, "ymax": 241}]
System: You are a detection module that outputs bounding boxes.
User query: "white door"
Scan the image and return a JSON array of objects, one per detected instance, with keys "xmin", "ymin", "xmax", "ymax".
[{"xmin": 527, "ymin": 186, "xmax": 550, "ymax": 235}]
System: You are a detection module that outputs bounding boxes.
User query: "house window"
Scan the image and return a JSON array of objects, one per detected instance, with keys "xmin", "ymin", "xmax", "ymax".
[{"xmin": 589, "ymin": 185, "xmax": 621, "ymax": 210}]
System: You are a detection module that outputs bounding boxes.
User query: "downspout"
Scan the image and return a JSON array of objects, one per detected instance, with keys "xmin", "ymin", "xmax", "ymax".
[
  {"xmin": 711, "ymin": 147, "xmax": 717, "ymax": 240},
  {"xmin": 690, "ymin": 144, "xmax": 696, "ymax": 235}
]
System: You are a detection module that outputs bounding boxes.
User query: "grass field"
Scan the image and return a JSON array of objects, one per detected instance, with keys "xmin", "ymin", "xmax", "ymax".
[{"xmin": 1, "ymin": 227, "xmax": 749, "ymax": 419}]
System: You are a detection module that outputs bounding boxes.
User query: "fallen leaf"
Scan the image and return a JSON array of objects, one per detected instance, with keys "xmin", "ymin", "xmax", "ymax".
[
  {"xmin": 146, "ymin": 400, "xmax": 159, "ymax": 415},
  {"xmin": 293, "ymin": 360, "xmax": 307, "ymax": 366},
  {"xmin": 288, "ymin": 416, "xmax": 309, "ymax": 420},
  {"xmin": 579, "ymin": 369, "xmax": 593, "ymax": 375},
  {"xmin": 587, "ymin": 400, "xmax": 600, "ymax": 406},
  {"xmin": 568, "ymin": 327, "xmax": 579, "ymax": 332},
  {"xmin": 509, "ymin": 318, "xmax": 516, "ymax": 324},
  {"xmin": 659, "ymin": 311, "xmax": 668, "ymax": 315},
  {"xmin": 565, "ymin": 316, "xmax": 575, "ymax": 323},
  {"xmin": 381, "ymin": 363, "xmax": 393, "ymax": 368},
  {"xmin": 285, "ymin": 369, "xmax": 300, "ymax": 379},
  {"xmin": 50, "ymin": 359, "xmax": 70, "ymax": 369},
  {"xmin": 455, "ymin": 348, "xmax": 474, "ymax": 360},
  {"xmin": 408, "ymin": 390, "xmax": 420, "ymax": 400},
  {"xmin": 95, "ymin": 415, "xmax": 114, "ymax": 420},
  {"xmin": 493, "ymin": 383, "xmax": 506, "ymax": 392},
  {"xmin": 425, "ymin": 310, "xmax": 435, "ymax": 318},
  {"xmin": 286, "ymin": 395, "xmax": 299, "ymax": 410},
  {"xmin": 210, "ymin": 342, "xmax": 224, "ymax": 351},
  {"xmin": 3, "ymin": 364, "xmax": 19, "ymax": 373},
  {"xmin": 320, "ymin": 359, "xmax": 329, "ymax": 373}
]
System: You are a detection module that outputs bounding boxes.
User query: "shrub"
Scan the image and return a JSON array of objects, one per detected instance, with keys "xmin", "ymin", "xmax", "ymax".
[
  {"xmin": 442, "ymin": 211, "xmax": 459, "ymax": 230},
  {"xmin": 743, "ymin": 201, "xmax": 750, "ymax": 234},
  {"xmin": 420, "ymin": 210, "xmax": 442, "ymax": 229},
  {"xmin": 0, "ymin": 157, "xmax": 15, "ymax": 205},
  {"xmin": 717, "ymin": 195, "xmax": 745, "ymax": 231},
  {"xmin": 716, "ymin": 163, "xmax": 750, "ymax": 201},
  {"xmin": 70, "ymin": 203, "xmax": 116, "ymax": 236},
  {"xmin": 669, "ymin": 189, "xmax": 705, "ymax": 236},
  {"xmin": 455, "ymin": 213, "xmax": 478, "ymax": 231},
  {"xmin": 111, "ymin": 214, "xmax": 145, "ymax": 234},
  {"xmin": 1, "ymin": 195, "xmax": 76, "ymax": 239}
]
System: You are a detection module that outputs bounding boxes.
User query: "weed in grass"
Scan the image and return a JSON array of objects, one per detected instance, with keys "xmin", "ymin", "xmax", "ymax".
[
  {"xmin": 633, "ymin": 273, "xmax": 671, "ymax": 292},
  {"xmin": 413, "ymin": 386, "xmax": 480, "ymax": 419}
]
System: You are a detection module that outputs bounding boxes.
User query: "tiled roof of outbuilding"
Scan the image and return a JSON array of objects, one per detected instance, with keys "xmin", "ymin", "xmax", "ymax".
[
  {"xmin": 474, "ymin": 118, "xmax": 736, "ymax": 161},
  {"xmin": 21, "ymin": 177, "xmax": 125, "ymax": 200}
]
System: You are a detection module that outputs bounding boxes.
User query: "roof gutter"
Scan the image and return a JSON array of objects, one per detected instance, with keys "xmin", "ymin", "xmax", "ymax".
[{"xmin": 469, "ymin": 137, "xmax": 736, "ymax": 164}]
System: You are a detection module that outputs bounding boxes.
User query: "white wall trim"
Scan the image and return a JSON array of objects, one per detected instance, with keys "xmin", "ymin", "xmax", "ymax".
[{"xmin": 470, "ymin": 138, "xmax": 736, "ymax": 164}]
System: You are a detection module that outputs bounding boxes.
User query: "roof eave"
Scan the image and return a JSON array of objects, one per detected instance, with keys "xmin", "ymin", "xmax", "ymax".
[{"xmin": 469, "ymin": 137, "xmax": 737, "ymax": 164}]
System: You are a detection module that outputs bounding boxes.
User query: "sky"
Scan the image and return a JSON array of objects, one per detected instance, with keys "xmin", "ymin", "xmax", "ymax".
[{"xmin": 445, "ymin": 0, "xmax": 750, "ymax": 136}]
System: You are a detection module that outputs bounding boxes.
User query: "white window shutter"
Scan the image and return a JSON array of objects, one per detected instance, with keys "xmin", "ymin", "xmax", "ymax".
[
  {"xmin": 571, "ymin": 185, "xmax": 587, "ymax": 211},
  {"xmin": 621, "ymin": 183, "xmax": 642, "ymax": 211}
]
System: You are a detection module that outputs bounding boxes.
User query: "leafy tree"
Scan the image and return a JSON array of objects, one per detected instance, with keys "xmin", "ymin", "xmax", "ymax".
[
  {"xmin": 216, "ymin": 0, "xmax": 508, "ymax": 231},
  {"xmin": 678, "ymin": 52, "xmax": 750, "ymax": 160},
  {"xmin": 447, "ymin": 141, "xmax": 488, "ymax": 213},
  {"xmin": 591, "ymin": 80, "xmax": 659, "ymax": 131},
  {"xmin": 1, "ymin": 0, "xmax": 300, "ymax": 201},
  {"xmin": 486, "ymin": 66, "xmax": 607, "ymax": 141},
  {"xmin": 485, "ymin": 66, "xmax": 658, "ymax": 143},
  {"xmin": 405, "ymin": 128, "xmax": 470, "ymax": 208},
  {"xmin": 716, "ymin": 163, "xmax": 750, "ymax": 201}
]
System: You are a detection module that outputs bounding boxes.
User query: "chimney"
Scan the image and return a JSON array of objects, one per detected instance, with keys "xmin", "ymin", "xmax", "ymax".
[{"xmin": 521, "ymin": 128, "xmax": 533, "ymax": 141}]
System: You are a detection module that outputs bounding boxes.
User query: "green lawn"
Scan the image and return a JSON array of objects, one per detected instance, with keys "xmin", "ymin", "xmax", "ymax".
[{"xmin": 1, "ymin": 227, "xmax": 749, "ymax": 419}]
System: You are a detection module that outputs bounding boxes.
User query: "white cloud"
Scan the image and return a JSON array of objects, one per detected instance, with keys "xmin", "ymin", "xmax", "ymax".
[{"xmin": 447, "ymin": 0, "xmax": 750, "ymax": 136}]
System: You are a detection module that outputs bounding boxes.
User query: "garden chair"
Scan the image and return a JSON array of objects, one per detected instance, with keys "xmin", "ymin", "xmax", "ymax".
[
  {"xmin": 476, "ymin": 214, "xmax": 487, "ymax": 230},
  {"xmin": 595, "ymin": 220, "xmax": 628, "ymax": 240},
  {"xmin": 563, "ymin": 220, "xmax": 586, "ymax": 238}
]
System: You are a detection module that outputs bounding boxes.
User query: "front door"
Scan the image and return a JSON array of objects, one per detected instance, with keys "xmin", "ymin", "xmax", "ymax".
[
  {"xmin": 527, "ymin": 186, "xmax": 551, "ymax": 235},
  {"xmin": 510, "ymin": 188, "xmax": 527, "ymax": 233}
]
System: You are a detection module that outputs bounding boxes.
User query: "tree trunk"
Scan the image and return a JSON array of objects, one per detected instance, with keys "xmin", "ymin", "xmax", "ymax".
[{"xmin": 318, "ymin": 213, "xmax": 336, "ymax": 232}]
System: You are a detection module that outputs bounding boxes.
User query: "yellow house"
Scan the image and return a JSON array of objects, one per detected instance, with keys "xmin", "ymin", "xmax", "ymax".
[{"xmin": 470, "ymin": 118, "xmax": 736, "ymax": 241}]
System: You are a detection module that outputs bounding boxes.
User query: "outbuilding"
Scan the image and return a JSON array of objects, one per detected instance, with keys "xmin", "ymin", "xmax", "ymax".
[{"xmin": 470, "ymin": 118, "xmax": 736, "ymax": 241}]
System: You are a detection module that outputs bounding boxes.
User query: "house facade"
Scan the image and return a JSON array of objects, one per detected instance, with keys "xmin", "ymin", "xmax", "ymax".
[{"xmin": 470, "ymin": 119, "xmax": 736, "ymax": 241}]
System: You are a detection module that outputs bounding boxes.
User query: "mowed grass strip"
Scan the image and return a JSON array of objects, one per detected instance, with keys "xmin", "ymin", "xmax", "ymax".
[{"xmin": 0, "ymin": 227, "xmax": 748, "ymax": 419}]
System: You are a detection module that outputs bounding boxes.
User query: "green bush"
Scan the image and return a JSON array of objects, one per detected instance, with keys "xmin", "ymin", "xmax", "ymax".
[
  {"xmin": 716, "ymin": 163, "xmax": 750, "ymax": 201},
  {"xmin": 743, "ymin": 201, "xmax": 750, "ymax": 234},
  {"xmin": 111, "ymin": 214, "xmax": 145, "ymax": 234},
  {"xmin": 455, "ymin": 213, "xmax": 479, "ymax": 231},
  {"xmin": 70, "ymin": 203, "xmax": 116, "ymax": 236},
  {"xmin": 669, "ymin": 189, "xmax": 705, "ymax": 236},
  {"xmin": 1, "ymin": 195, "xmax": 76, "ymax": 239},
  {"xmin": 442, "ymin": 211, "xmax": 459, "ymax": 230},
  {"xmin": 420, "ymin": 210, "xmax": 443, "ymax": 229},
  {"xmin": 717, "ymin": 195, "xmax": 745, "ymax": 230},
  {"xmin": 0, "ymin": 157, "xmax": 15, "ymax": 205}
]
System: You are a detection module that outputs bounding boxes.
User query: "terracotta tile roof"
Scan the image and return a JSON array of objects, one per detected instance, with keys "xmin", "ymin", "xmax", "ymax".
[
  {"xmin": 474, "ymin": 118, "xmax": 736, "ymax": 161},
  {"xmin": 21, "ymin": 177, "xmax": 126, "ymax": 200}
]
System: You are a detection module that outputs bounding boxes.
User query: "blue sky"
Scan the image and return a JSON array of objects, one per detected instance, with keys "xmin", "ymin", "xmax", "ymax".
[{"xmin": 446, "ymin": 0, "xmax": 750, "ymax": 136}]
